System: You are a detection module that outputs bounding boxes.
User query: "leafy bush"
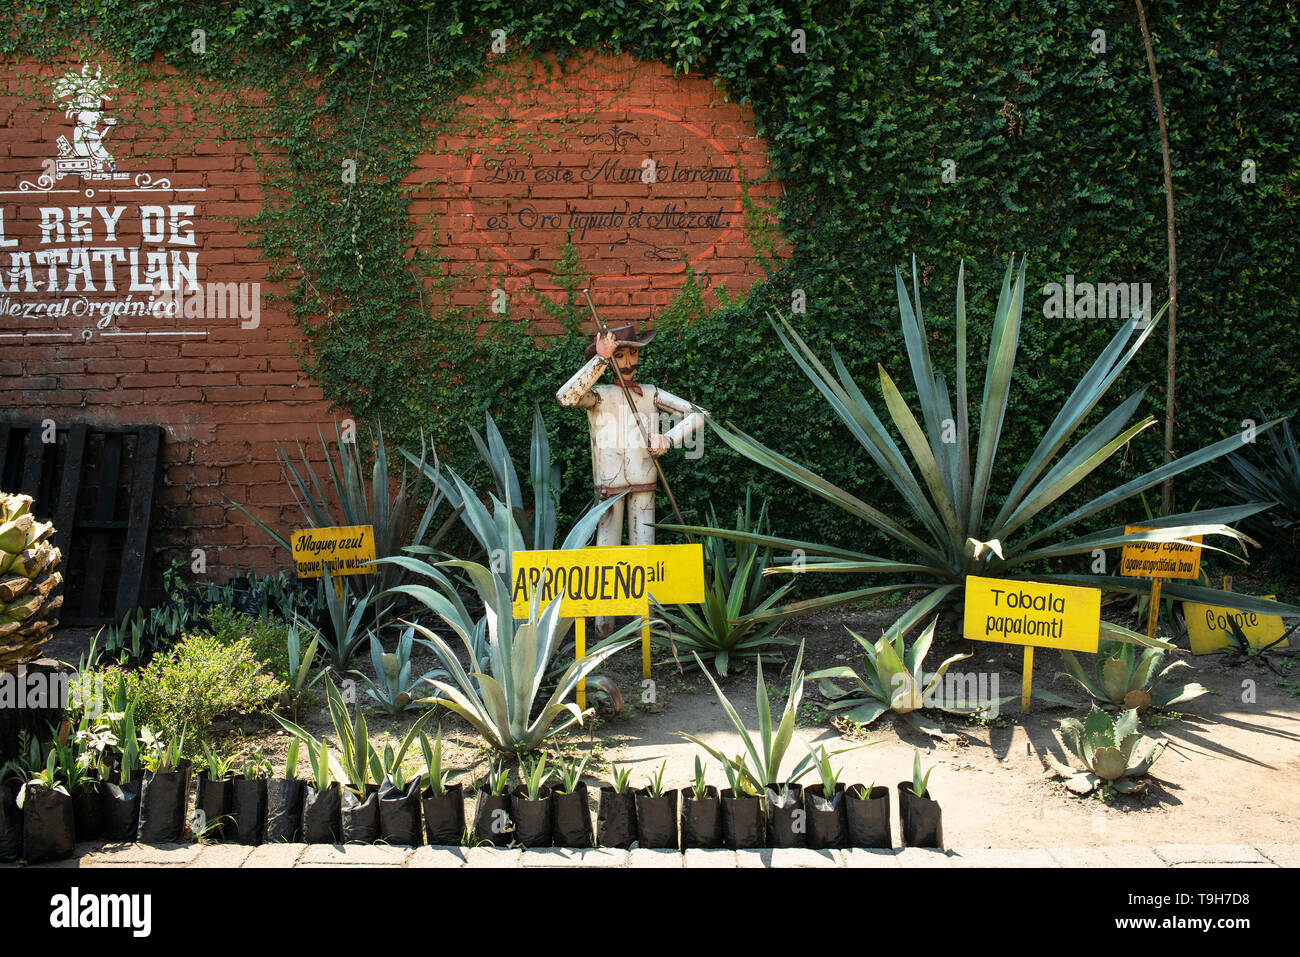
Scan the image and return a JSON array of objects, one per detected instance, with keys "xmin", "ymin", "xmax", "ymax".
[
  {"xmin": 97, "ymin": 635, "xmax": 286, "ymax": 748},
  {"xmin": 201, "ymin": 605, "xmax": 301, "ymax": 684}
]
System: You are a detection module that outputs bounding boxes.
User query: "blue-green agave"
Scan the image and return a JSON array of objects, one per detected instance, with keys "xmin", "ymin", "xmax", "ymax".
[
  {"xmin": 666, "ymin": 258, "xmax": 1300, "ymax": 642},
  {"xmin": 1046, "ymin": 706, "xmax": 1166, "ymax": 795}
]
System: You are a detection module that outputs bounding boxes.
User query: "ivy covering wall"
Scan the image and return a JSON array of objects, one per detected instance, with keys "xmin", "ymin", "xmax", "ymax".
[{"xmin": 6, "ymin": 1, "xmax": 1297, "ymax": 569}]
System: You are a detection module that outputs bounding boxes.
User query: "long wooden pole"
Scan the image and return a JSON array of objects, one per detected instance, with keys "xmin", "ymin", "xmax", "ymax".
[
  {"xmin": 581, "ymin": 289, "xmax": 691, "ymax": 538},
  {"xmin": 1136, "ymin": 0, "xmax": 1179, "ymax": 516}
]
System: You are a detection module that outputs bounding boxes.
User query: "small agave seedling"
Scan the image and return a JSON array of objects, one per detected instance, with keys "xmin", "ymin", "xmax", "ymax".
[
  {"xmin": 350, "ymin": 626, "xmax": 439, "ymax": 715},
  {"xmin": 606, "ymin": 763, "xmax": 632, "ymax": 794},
  {"xmin": 1218, "ymin": 618, "xmax": 1292, "ymax": 676},
  {"xmin": 1045, "ymin": 706, "xmax": 1166, "ymax": 795},
  {"xmin": 1053, "ymin": 642, "xmax": 1207, "ymax": 711},
  {"xmin": 808, "ymin": 616, "xmax": 1008, "ymax": 736}
]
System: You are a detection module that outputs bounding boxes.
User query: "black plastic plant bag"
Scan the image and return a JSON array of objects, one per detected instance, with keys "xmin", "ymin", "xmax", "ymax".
[
  {"xmin": 596, "ymin": 787, "xmax": 636, "ymax": 849},
  {"xmin": 231, "ymin": 777, "xmax": 268, "ymax": 845},
  {"xmin": 897, "ymin": 783, "xmax": 943, "ymax": 849},
  {"xmin": 473, "ymin": 787, "xmax": 511, "ymax": 846},
  {"xmin": 550, "ymin": 783, "xmax": 593, "ymax": 848},
  {"xmin": 765, "ymin": 783, "xmax": 804, "ymax": 848},
  {"xmin": 680, "ymin": 786, "xmax": 722, "ymax": 849},
  {"xmin": 1, "ymin": 779, "xmax": 24, "ymax": 861},
  {"xmin": 804, "ymin": 783, "xmax": 848, "ymax": 849},
  {"xmin": 721, "ymin": 789, "xmax": 764, "ymax": 849},
  {"xmin": 264, "ymin": 778, "xmax": 305, "ymax": 844},
  {"xmin": 340, "ymin": 784, "xmax": 380, "ymax": 844},
  {"xmin": 421, "ymin": 784, "xmax": 465, "ymax": 846},
  {"xmin": 633, "ymin": 789, "xmax": 677, "ymax": 849},
  {"xmin": 301, "ymin": 782, "xmax": 341, "ymax": 844},
  {"xmin": 72, "ymin": 780, "xmax": 105, "ymax": 842},
  {"xmin": 194, "ymin": 776, "xmax": 234, "ymax": 842},
  {"xmin": 22, "ymin": 785, "xmax": 76, "ymax": 863},
  {"xmin": 510, "ymin": 786, "xmax": 552, "ymax": 847},
  {"xmin": 101, "ymin": 778, "xmax": 142, "ymax": 842},
  {"xmin": 137, "ymin": 761, "xmax": 191, "ymax": 844},
  {"xmin": 378, "ymin": 777, "xmax": 422, "ymax": 846},
  {"xmin": 845, "ymin": 786, "xmax": 891, "ymax": 848}
]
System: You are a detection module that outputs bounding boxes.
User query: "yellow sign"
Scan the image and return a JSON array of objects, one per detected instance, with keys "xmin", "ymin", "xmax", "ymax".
[
  {"xmin": 963, "ymin": 576, "xmax": 1101, "ymax": 653},
  {"xmin": 1184, "ymin": 596, "xmax": 1288, "ymax": 655},
  {"xmin": 645, "ymin": 543, "xmax": 706, "ymax": 605},
  {"xmin": 510, "ymin": 547, "xmax": 650, "ymax": 618},
  {"xmin": 291, "ymin": 525, "xmax": 376, "ymax": 579},
  {"xmin": 1119, "ymin": 526, "xmax": 1202, "ymax": 579}
]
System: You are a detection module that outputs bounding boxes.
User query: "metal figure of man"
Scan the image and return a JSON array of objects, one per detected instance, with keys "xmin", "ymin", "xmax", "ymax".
[{"xmin": 557, "ymin": 325, "xmax": 706, "ymax": 636}]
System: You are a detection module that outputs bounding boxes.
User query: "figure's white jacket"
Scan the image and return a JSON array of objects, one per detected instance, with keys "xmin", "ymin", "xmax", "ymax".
[{"xmin": 557, "ymin": 355, "xmax": 706, "ymax": 496}]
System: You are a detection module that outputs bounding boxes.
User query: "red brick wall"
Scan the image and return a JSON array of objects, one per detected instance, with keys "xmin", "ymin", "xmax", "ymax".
[
  {"xmin": 0, "ymin": 51, "xmax": 782, "ymax": 589},
  {"xmin": 0, "ymin": 57, "xmax": 336, "ymax": 583}
]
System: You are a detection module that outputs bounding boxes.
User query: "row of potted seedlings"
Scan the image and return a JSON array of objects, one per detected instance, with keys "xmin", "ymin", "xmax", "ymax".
[
  {"xmin": 3, "ymin": 654, "xmax": 945, "ymax": 860},
  {"xmin": 4, "ymin": 728, "xmax": 944, "ymax": 859},
  {"xmin": 0, "ymin": 710, "xmax": 197, "ymax": 864},
  {"xmin": 465, "ymin": 751, "xmax": 942, "ymax": 851}
]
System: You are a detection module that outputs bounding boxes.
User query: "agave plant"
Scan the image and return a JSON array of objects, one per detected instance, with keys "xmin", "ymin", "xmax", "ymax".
[
  {"xmin": 390, "ymin": 558, "xmax": 638, "ymax": 756},
  {"xmin": 653, "ymin": 492, "xmax": 796, "ymax": 676},
  {"xmin": 1224, "ymin": 415, "xmax": 1300, "ymax": 560},
  {"xmin": 1051, "ymin": 642, "xmax": 1207, "ymax": 711},
  {"xmin": 279, "ymin": 613, "xmax": 322, "ymax": 719},
  {"xmin": 679, "ymin": 644, "xmax": 820, "ymax": 792},
  {"xmin": 276, "ymin": 675, "xmax": 429, "ymax": 794},
  {"xmin": 314, "ymin": 566, "xmax": 378, "ymax": 671},
  {"xmin": 1218, "ymin": 617, "xmax": 1292, "ymax": 675},
  {"xmin": 664, "ymin": 258, "xmax": 1300, "ymax": 641},
  {"xmin": 230, "ymin": 421, "xmax": 456, "ymax": 601},
  {"xmin": 1045, "ymin": 706, "xmax": 1166, "ymax": 795},
  {"xmin": 807, "ymin": 616, "xmax": 1005, "ymax": 734},
  {"xmin": 349, "ymin": 626, "xmax": 440, "ymax": 715}
]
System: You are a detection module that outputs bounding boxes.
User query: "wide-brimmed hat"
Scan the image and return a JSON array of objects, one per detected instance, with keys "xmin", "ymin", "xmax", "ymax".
[{"xmin": 585, "ymin": 324, "xmax": 656, "ymax": 359}]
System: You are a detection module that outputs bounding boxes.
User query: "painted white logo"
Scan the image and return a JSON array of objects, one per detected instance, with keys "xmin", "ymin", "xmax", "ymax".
[
  {"xmin": 0, "ymin": 64, "xmax": 241, "ymax": 342},
  {"xmin": 50, "ymin": 64, "xmax": 128, "ymax": 183}
]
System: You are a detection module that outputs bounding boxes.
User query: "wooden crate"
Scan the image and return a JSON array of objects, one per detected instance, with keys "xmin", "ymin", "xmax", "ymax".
[{"xmin": 0, "ymin": 420, "xmax": 163, "ymax": 626}]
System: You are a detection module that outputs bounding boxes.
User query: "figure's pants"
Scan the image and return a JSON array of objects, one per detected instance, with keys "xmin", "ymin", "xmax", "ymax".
[{"xmin": 595, "ymin": 490, "xmax": 655, "ymax": 636}]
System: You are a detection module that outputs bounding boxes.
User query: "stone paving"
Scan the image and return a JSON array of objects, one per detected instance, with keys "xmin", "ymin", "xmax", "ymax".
[{"xmin": 8, "ymin": 842, "xmax": 1296, "ymax": 868}]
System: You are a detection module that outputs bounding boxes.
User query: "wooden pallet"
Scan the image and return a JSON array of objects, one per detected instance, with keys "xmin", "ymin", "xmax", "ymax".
[{"xmin": 0, "ymin": 420, "xmax": 163, "ymax": 626}]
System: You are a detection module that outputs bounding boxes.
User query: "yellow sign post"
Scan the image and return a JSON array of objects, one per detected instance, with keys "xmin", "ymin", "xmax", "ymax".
[
  {"xmin": 511, "ymin": 547, "xmax": 650, "ymax": 709},
  {"xmin": 645, "ymin": 543, "xmax": 706, "ymax": 678},
  {"xmin": 1183, "ymin": 595, "xmax": 1288, "ymax": 655},
  {"xmin": 1120, "ymin": 525, "xmax": 1203, "ymax": 642},
  {"xmin": 290, "ymin": 525, "xmax": 376, "ymax": 579},
  {"xmin": 963, "ymin": 576, "xmax": 1102, "ymax": 712},
  {"xmin": 510, "ymin": 544, "xmax": 705, "ymax": 705}
]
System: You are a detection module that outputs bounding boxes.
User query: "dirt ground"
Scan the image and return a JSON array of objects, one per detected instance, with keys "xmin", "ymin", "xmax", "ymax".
[{"xmin": 175, "ymin": 596, "xmax": 1300, "ymax": 850}]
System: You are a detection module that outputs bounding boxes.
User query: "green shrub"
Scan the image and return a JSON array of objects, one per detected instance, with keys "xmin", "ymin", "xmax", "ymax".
[
  {"xmin": 97, "ymin": 634, "xmax": 286, "ymax": 749},
  {"xmin": 201, "ymin": 606, "xmax": 300, "ymax": 684}
]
